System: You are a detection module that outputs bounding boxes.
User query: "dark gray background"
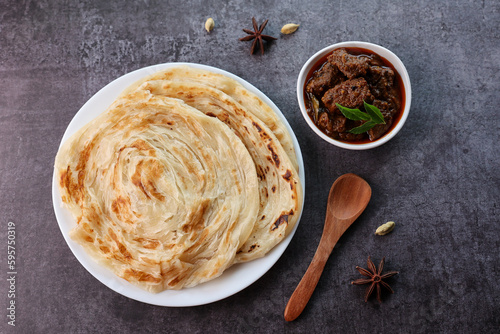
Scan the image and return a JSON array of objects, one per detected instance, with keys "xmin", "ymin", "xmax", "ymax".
[{"xmin": 1, "ymin": 0, "xmax": 499, "ymax": 333}]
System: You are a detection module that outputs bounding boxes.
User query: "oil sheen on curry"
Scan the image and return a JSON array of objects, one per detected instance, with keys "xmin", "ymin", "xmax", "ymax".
[{"xmin": 304, "ymin": 47, "xmax": 405, "ymax": 143}]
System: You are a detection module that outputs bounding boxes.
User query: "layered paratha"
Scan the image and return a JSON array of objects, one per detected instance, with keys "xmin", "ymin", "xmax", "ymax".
[
  {"xmin": 55, "ymin": 65, "xmax": 303, "ymax": 292},
  {"xmin": 55, "ymin": 94, "xmax": 259, "ymax": 291}
]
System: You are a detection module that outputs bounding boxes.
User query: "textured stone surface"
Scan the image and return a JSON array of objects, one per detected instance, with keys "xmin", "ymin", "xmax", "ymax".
[{"xmin": 1, "ymin": 0, "xmax": 499, "ymax": 333}]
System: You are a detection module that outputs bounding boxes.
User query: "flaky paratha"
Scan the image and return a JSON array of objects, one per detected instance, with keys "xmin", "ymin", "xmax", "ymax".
[
  {"xmin": 55, "ymin": 93, "xmax": 260, "ymax": 292},
  {"xmin": 55, "ymin": 65, "xmax": 304, "ymax": 294},
  {"xmin": 133, "ymin": 80, "xmax": 303, "ymax": 262},
  {"xmin": 120, "ymin": 65, "xmax": 299, "ymax": 172}
]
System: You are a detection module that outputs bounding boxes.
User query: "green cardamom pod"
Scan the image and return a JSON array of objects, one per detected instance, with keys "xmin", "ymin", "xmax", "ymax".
[{"xmin": 375, "ymin": 221, "xmax": 395, "ymax": 235}]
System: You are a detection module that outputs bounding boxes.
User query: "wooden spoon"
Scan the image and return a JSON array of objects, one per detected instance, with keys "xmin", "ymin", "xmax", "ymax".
[{"xmin": 284, "ymin": 173, "xmax": 371, "ymax": 321}]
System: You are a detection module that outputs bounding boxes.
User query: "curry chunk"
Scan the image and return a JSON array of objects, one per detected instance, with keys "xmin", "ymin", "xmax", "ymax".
[
  {"xmin": 306, "ymin": 62, "xmax": 344, "ymax": 97},
  {"xmin": 328, "ymin": 48, "xmax": 370, "ymax": 79},
  {"xmin": 368, "ymin": 65, "xmax": 395, "ymax": 99},
  {"xmin": 321, "ymin": 78, "xmax": 373, "ymax": 113}
]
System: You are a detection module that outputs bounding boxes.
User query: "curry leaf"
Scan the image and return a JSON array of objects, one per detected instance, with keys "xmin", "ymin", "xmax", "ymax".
[
  {"xmin": 336, "ymin": 103, "xmax": 371, "ymax": 121},
  {"xmin": 363, "ymin": 101, "xmax": 385, "ymax": 124},
  {"xmin": 336, "ymin": 101, "xmax": 386, "ymax": 134},
  {"xmin": 348, "ymin": 121, "xmax": 378, "ymax": 134}
]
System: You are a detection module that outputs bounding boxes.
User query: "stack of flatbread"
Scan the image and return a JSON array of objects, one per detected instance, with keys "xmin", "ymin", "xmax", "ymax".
[{"xmin": 55, "ymin": 66, "xmax": 303, "ymax": 292}]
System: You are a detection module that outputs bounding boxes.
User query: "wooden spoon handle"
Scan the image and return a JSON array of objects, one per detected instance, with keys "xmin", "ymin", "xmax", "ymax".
[{"xmin": 284, "ymin": 243, "xmax": 332, "ymax": 321}]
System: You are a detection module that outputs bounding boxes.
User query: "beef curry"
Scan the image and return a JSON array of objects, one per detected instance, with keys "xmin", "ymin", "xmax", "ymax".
[{"xmin": 304, "ymin": 47, "xmax": 405, "ymax": 143}]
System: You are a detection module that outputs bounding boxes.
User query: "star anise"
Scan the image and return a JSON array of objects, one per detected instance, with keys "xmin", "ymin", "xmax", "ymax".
[
  {"xmin": 351, "ymin": 256, "xmax": 398, "ymax": 303},
  {"xmin": 239, "ymin": 17, "xmax": 277, "ymax": 55}
]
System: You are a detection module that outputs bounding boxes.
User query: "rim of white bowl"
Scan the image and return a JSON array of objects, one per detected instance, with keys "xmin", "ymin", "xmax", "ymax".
[{"xmin": 297, "ymin": 41, "xmax": 411, "ymax": 150}]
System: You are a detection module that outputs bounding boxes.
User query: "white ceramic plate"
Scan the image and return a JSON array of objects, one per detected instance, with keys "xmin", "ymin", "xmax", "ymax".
[{"xmin": 52, "ymin": 63, "xmax": 305, "ymax": 307}]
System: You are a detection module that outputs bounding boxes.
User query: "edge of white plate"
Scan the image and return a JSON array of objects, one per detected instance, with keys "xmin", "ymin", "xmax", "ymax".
[{"xmin": 52, "ymin": 63, "xmax": 305, "ymax": 307}]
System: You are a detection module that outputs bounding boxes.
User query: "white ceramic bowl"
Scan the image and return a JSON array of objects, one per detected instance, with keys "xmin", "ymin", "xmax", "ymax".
[{"xmin": 297, "ymin": 41, "xmax": 411, "ymax": 150}]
